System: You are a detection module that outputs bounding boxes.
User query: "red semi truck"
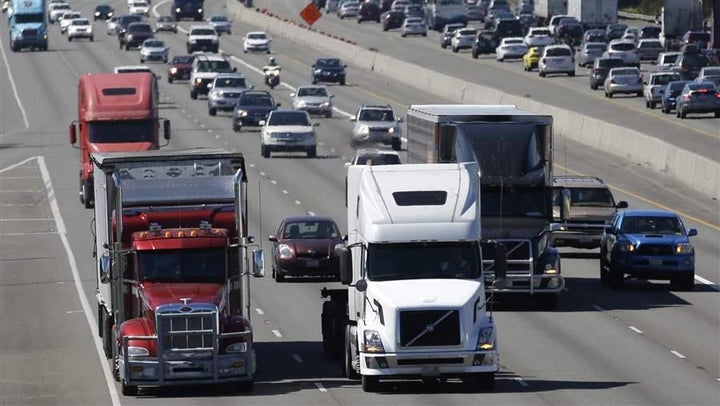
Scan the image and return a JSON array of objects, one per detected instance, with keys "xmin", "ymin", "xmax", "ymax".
[
  {"xmin": 91, "ymin": 149, "xmax": 264, "ymax": 395},
  {"xmin": 69, "ymin": 72, "xmax": 170, "ymax": 208}
]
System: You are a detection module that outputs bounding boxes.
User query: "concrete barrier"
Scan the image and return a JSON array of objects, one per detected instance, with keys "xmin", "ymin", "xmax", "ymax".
[{"xmin": 227, "ymin": 1, "xmax": 719, "ymax": 199}]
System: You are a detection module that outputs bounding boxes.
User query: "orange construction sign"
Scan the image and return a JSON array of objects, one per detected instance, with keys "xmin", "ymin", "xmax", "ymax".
[{"xmin": 299, "ymin": 2, "xmax": 322, "ymax": 26}]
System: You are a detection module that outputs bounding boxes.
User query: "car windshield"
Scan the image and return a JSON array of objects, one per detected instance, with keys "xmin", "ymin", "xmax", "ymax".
[
  {"xmin": 639, "ymin": 40, "xmax": 661, "ymax": 48},
  {"xmin": 192, "ymin": 29, "xmax": 216, "ymax": 36},
  {"xmin": 248, "ymin": 33, "xmax": 267, "ymax": 39},
  {"xmin": 546, "ymin": 47, "xmax": 571, "ymax": 57},
  {"xmin": 612, "ymin": 68, "xmax": 639, "ymax": 76},
  {"xmin": 96, "ymin": 6, "xmax": 112, "ymax": 12},
  {"xmin": 64, "ymin": 13, "xmax": 81, "ymax": 19},
  {"xmin": 566, "ymin": 188, "xmax": 614, "ymax": 207},
  {"xmin": 158, "ymin": 16, "xmax": 175, "ymax": 22},
  {"xmin": 215, "ymin": 77, "xmax": 246, "ymax": 88},
  {"xmin": 609, "ymin": 24, "xmax": 627, "ymax": 32},
  {"xmin": 137, "ymin": 248, "xmax": 226, "ymax": 283},
  {"xmin": 355, "ymin": 153, "xmax": 401, "ymax": 165},
  {"xmin": 239, "ymin": 93, "xmax": 274, "ymax": 106},
  {"xmin": 598, "ymin": 58, "xmax": 624, "ymax": 68},
  {"xmin": 297, "ymin": 87, "xmax": 328, "ymax": 97},
  {"xmin": 702, "ymin": 67, "xmax": 720, "ymax": 76},
  {"xmin": 72, "ymin": 19, "xmax": 89, "ymax": 25},
  {"xmin": 130, "ymin": 24, "xmax": 152, "ymax": 33},
  {"xmin": 620, "ymin": 216, "xmax": 683, "ymax": 235},
  {"xmin": 640, "ymin": 26, "xmax": 661, "ymax": 37},
  {"xmin": 317, "ymin": 59, "xmax": 342, "ymax": 67},
  {"xmin": 652, "ymin": 74, "xmax": 679, "ymax": 85},
  {"xmin": 268, "ymin": 112, "xmax": 311, "ymax": 126},
  {"xmin": 172, "ymin": 56, "xmax": 194, "ymax": 64},
  {"xmin": 531, "ymin": 29, "xmax": 550, "ymax": 36},
  {"xmin": 132, "ymin": 2, "xmax": 147, "ymax": 7},
  {"xmin": 88, "ymin": 120, "xmax": 154, "ymax": 143},
  {"xmin": 406, "ymin": 18, "xmax": 423, "ymax": 24},
  {"xmin": 359, "ymin": 109, "xmax": 394, "ymax": 121},
  {"xmin": 587, "ymin": 44, "xmax": 606, "ymax": 51},
  {"xmin": 144, "ymin": 40, "xmax": 164, "ymax": 47},
  {"xmin": 211, "ymin": 16, "xmax": 228, "ymax": 22},
  {"xmin": 282, "ymin": 221, "xmax": 339, "ymax": 239},
  {"xmin": 367, "ymin": 242, "xmax": 480, "ymax": 281},
  {"xmin": 688, "ymin": 32, "xmax": 710, "ymax": 42},
  {"xmin": 505, "ymin": 39, "xmax": 523, "ymax": 45},
  {"xmin": 661, "ymin": 53, "xmax": 680, "ymax": 64},
  {"xmin": 197, "ymin": 61, "xmax": 232, "ymax": 72},
  {"xmin": 459, "ymin": 29, "xmax": 476, "ymax": 36},
  {"xmin": 611, "ymin": 42, "xmax": 635, "ymax": 51}
]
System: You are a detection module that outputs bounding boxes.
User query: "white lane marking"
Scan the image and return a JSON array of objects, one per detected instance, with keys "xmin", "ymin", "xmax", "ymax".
[
  {"xmin": 152, "ymin": 0, "xmax": 170, "ymax": 18},
  {"xmin": 270, "ymin": 180, "xmax": 277, "ymax": 185},
  {"xmin": 272, "ymin": 329, "xmax": 282, "ymax": 338},
  {"xmin": 2, "ymin": 231, "xmax": 58, "ymax": 236},
  {"xmin": 294, "ymin": 200, "xmax": 301, "ymax": 205},
  {"xmin": 307, "ymin": 211, "xmax": 315, "ymax": 216},
  {"xmin": 227, "ymin": 54, "xmax": 355, "ymax": 118},
  {"xmin": 0, "ymin": 190, "xmax": 43, "ymax": 193},
  {"xmin": 35, "ymin": 156, "xmax": 121, "ymax": 405},
  {"xmin": 282, "ymin": 190, "xmax": 288, "ymax": 194},
  {"xmin": 628, "ymin": 326, "xmax": 643, "ymax": 334},
  {"xmin": 0, "ymin": 29, "xmax": 29, "ymax": 129},
  {"xmin": 0, "ymin": 218, "xmax": 53, "ymax": 221},
  {"xmin": 694, "ymin": 275, "xmax": 719, "ymax": 291},
  {"xmin": 314, "ymin": 382, "xmax": 327, "ymax": 392},
  {"xmin": 670, "ymin": 350, "xmax": 686, "ymax": 359},
  {"xmin": 514, "ymin": 377, "xmax": 529, "ymax": 387},
  {"xmin": 66, "ymin": 310, "xmax": 84, "ymax": 314},
  {"xmin": 292, "ymin": 354, "xmax": 303, "ymax": 363},
  {"xmin": 0, "ymin": 157, "xmax": 36, "ymax": 173},
  {"xmin": 0, "ymin": 176, "xmax": 37, "ymax": 179},
  {"xmin": 592, "ymin": 304, "xmax": 604, "ymax": 312},
  {"xmin": 255, "ymin": 308, "xmax": 264, "ymax": 315},
  {"xmin": 259, "ymin": 171, "xmax": 266, "ymax": 176}
]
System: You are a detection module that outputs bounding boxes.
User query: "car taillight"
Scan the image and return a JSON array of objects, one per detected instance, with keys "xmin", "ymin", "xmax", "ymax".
[
  {"xmin": 697, "ymin": 89, "xmax": 708, "ymax": 93},
  {"xmin": 682, "ymin": 94, "xmax": 691, "ymax": 100}
]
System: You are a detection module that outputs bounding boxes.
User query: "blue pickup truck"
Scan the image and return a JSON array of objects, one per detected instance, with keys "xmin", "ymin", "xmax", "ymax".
[{"xmin": 8, "ymin": 0, "xmax": 48, "ymax": 51}]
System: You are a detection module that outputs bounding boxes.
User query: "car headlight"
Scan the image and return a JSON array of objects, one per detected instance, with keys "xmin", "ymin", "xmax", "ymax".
[
  {"xmin": 357, "ymin": 124, "xmax": 369, "ymax": 135},
  {"xmin": 296, "ymin": 100, "xmax": 306, "ymax": 107},
  {"xmin": 363, "ymin": 329, "xmax": 385, "ymax": 353},
  {"xmin": 314, "ymin": 68, "xmax": 322, "ymax": 74},
  {"xmin": 321, "ymin": 102, "xmax": 330, "ymax": 107},
  {"xmin": 108, "ymin": 12, "xmax": 113, "ymax": 16},
  {"xmin": 226, "ymin": 342, "xmax": 248, "ymax": 353},
  {"xmin": 175, "ymin": 7, "xmax": 181, "ymax": 12},
  {"xmin": 170, "ymin": 67, "xmax": 178, "ymax": 74},
  {"xmin": 236, "ymin": 110, "xmax": 248, "ymax": 117},
  {"xmin": 278, "ymin": 244, "xmax": 294, "ymax": 259},
  {"xmin": 95, "ymin": 11, "xmax": 100, "ymax": 16},
  {"xmin": 476, "ymin": 326, "xmax": 494, "ymax": 350},
  {"xmin": 618, "ymin": 243, "xmax": 635, "ymax": 252},
  {"xmin": 126, "ymin": 346, "xmax": 149, "ymax": 357},
  {"xmin": 388, "ymin": 127, "xmax": 395, "ymax": 134},
  {"xmin": 198, "ymin": 8, "xmax": 202, "ymax": 12},
  {"xmin": 675, "ymin": 243, "xmax": 693, "ymax": 254},
  {"xmin": 210, "ymin": 90, "xmax": 222, "ymax": 98}
]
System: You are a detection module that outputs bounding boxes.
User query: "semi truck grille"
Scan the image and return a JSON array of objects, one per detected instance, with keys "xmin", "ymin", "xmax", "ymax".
[
  {"xmin": 637, "ymin": 244, "xmax": 673, "ymax": 255},
  {"xmin": 157, "ymin": 309, "xmax": 216, "ymax": 350},
  {"xmin": 22, "ymin": 29, "xmax": 38, "ymax": 37},
  {"xmin": 399, "ymin": 310, "xmax": 460, "ymax": 347}
]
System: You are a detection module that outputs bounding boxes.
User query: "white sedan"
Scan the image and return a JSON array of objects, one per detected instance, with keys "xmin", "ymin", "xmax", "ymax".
[
  {"xmin": 260, "ymin": 110, "xmax": 319, "ymax": 158},
  {"xmin": 67, "ymin": 18, "xmax": 93, "ymax": 41},
  {"xmin": 496, "ymin": 37, "xmax": 528, "ymax": 62},
  {"xmin": 60, "ymin": 11, "xmax": 82, "ymax": 33},
  {"xmin": 451, "ymin": 27, "xmax": 477, "ymax": 53},
  {"xmin": 243, "ymin": 31, "xmax": 272, "ymax": 54},
  {"xmin": 128, "ymin": 1, "xmax": 149, "ymax": 16},
  {"xmin": 524, "ymin": 27, "xmax": 554, "ymax": 47}
]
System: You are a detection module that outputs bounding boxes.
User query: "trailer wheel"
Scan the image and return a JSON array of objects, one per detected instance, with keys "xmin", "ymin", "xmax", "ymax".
[
  {"xmin": 344, "ymin": 326, "xmax": 359, "ymax": 379},
  {"xmin": 361, "ymin": 375, "xmax": 379, "ymax": 392},
  {"xmin": 321, "ymin": 301, "xmax": 344, "ymax": 359}
]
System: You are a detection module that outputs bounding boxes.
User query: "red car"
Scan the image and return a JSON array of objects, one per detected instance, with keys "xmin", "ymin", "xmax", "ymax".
[
  {"xmin": 166, "ymin": 55, "xmax": 195, "ymax": 83},
  {"xmin": 268, "ymin": 216, "xmax": 343, "ymax": 282}
]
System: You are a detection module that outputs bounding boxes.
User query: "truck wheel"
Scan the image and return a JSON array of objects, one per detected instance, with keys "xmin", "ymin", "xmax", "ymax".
[
  {"xmin": 361, "ymin": 375, "xmax": 379, "ymax": 392},
  {"xmin": 236, "ymin": 380, "xmax": 253, "ymax": 392},
  {"xmin": 321, "ymin": 301, "xmax": 345, "ymax": 358},
  {"xmin": 391, "ymin": 138, "xmax": 401, "ymax": 151},
  {"xmin": 344, "ymin": 326, "xmax": 359, "ymax": 379},
  {"xmin": 208, "ymin": 107, "xmax": 216, "ymax": 116},
  {"xmin": 272, "ymin": 266, "xmax": 284, "ymax": 282},
  {"xmin": 261, "ymin": 145, "xmax": 270, "ymax": 158},
  {"xmin": 121, "ymin": 382, "xmax": 138, "ymax": 396}
]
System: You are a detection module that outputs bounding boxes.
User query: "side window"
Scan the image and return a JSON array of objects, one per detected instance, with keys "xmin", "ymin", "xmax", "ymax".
[{"xmin": 610, "ymin": 213, "xmax": 621, "ymax": 232}]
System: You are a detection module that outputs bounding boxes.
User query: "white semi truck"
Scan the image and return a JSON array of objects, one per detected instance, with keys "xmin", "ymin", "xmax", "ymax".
[
  {"xmin": 321, "ymin": 162, "xmax": 501, "ymax": 392},
  {"xmin": 567, "ymin": 0, "xmax": 618, "ymax": 30}
]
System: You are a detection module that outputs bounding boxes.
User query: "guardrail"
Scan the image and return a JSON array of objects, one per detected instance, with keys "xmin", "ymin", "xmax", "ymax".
[{"xmin": 618, "ymin": 11, "xmax": 657, "ymax": 23}]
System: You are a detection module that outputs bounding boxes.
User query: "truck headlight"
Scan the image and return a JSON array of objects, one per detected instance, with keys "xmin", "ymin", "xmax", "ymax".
[
  {"xmin": 543, "ymin": 263, "xmax": 558, "ymax": 275},
  {"xmin": 194, "ymin": 77, "xmax": 203, "ymax": 85},
  {"xmin": 278, "ymin": 244, "xmax": 294, "ymax": 259},
  {"xmin": 175, "ymin": 7, "xmax": 181, "ymax": 12},
  {"xmin": 226, "ymin": 342, "xmax": 248, "ymax": 353},
  {"xmin": 388, "ymin": 127, "xmax": 395, "ymax": 133},
  {"xmin": 198, "ymin": 8, "xmax": 202, "ymax": 13},
  {"xmin": 618, "ymin": 243, "xmax": 635, "ymax": 252},
  {"xmin": 363, "ymin": 330, "xmax": 385, "ymax": 353},
  {"xmin": 675, "ymin": 243, "xmax": 693, "ymax": 254},
  {"xmin": 321, "ymin": 102, "xmax": 330, "ymax": 107},
  {"xmin": 357, "ymin": 124, "xmax": 369, "ymax": 135},
  {"xmin": 476, "ymin": 327, "xmax": 494, "ymax": 350},
  {"xmin": 126, "ymin": 346, "xmax": 149, "ymax": 357}
]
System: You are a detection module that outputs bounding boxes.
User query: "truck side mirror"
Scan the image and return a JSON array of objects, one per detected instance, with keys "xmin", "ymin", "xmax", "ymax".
[
  {"xmin": 69, "ymin": 123, "xmax": 77, "ymax": 145},
  {"xmin": 252, "ymin": 249, "xmax": 265, "ymax": 277},
  {"xmin": 163, "ymin": 119, "xmax": 171, "ymax": 140},
  {"xmin": 335, "ymin": 245, "xmax": 352, "ymax": 285},
  {"xmin": 687, "ymin": 228, "xmax": 697, "ymax": 237},
  {"xmin": 268, "ymin": 234, "xmax": 277, "ymax": 242},
  {"xmin": 99, "ymin": 253, "xmax": 111, "ymax": 283},
  {"xmin": 616, "ymin": 201, "xmax": 628, "ymax": 209},
  {"xmin": 559, "ymin": 188, "xmax": 571, "ymax": 221}
]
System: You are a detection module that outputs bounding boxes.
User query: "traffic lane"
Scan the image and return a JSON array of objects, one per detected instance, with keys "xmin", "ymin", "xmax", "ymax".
[
  {"xmin": 0, "ymin": 159, "xmax": 112, "ymax": 405},
  {"xmin": 0, "ymin": 41, "xmax": 26, "ymax": 138},
  {"xmin": 250, "ymin": 0, "xmax": 720, "ymax": 162}
]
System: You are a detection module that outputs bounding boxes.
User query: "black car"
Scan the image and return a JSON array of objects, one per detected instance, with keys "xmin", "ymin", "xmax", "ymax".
[
  {"xmin": 119, "ymin": 22, "xmax": 154, "ymax": 50},
  {"xmin": 232, "ymin": 90, "xmax": 280, "ymax": 131},
  {"xmin": 589, "ymin": 57, "xmax": 625, "ymax": 90},
  {"xmin": 94, "ymin": 4, "xmax": 114, "ymax": 21},
  {"xmin": 605, "ymin": 23, "xmax": 627, "ymax": 41},
  {"xmin": 382, "ymin": 10, "xmax": 405, "ymax": 31},
  {"xmin": 471, "ymin": 29, "xmax": 497, "ymax": 58},
  {"xmin": 311, "ymin": 58, "xmax": 347, "ymax": 85},
  {"xmin": 556, "ymin": 22, "xmax": 584, "ymax": 48},
  {"xmin": 358, "ymin": 1, "xmax": 381, "ymax": 23},
  {"xmin": 115, "ymin": 14, "xmax": 144, "ymax": 36},
  {"xmin": 674, "ymin": 48, "xmax": 710, "ymax": 81},
  {"xmin": 637, "ymin": 25, "xmax": 661, "ymax": 40},
  {"xmin": 583, "ymin": 29, "xmax": 607, "ymax": 44},
  {"xmin": 494, "ymin": 17, "xmax": 522, "ymax": 40}
]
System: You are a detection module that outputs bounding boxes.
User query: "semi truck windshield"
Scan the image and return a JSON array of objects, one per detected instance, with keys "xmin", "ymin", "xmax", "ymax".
[
  {"xmin": 138, "ymin": 248, "xmax": 226, "ymax": 283},
  {"xmin": 367, "ymin": 242, "xmax": 480, "ymax": 281},
  {"xmin": 88, "ymin": 120, "xmax": 154, "ymax": 143}
]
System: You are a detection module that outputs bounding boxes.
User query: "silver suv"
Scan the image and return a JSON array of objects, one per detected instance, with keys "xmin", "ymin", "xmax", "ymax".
[
  {"xmin": 551, "ymin": 176, "xmax": 628, "ymax": 249},
  {"xmin": 350, "ymin": 105, "xmax": 402, "ymax": 150},
  {"xmin": 291, "ymin": 85, "xmax": 334, "ymax": 118},
  {"xmin": 189, "ymin": 54, "xmax": 236, "ymax": 99},
  {"xmin": 207, "ymin": 73, "xmax": 253, "ymax": 116}
]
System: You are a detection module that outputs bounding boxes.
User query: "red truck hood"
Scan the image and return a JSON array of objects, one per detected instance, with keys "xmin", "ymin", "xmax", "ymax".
[
  {"xmin": 89, "ymin": 142, "xmax": 154, "ymax": 153},
  {"xmin": 140, "ymin": 282, "xmax": 224, "ymax": 310}
]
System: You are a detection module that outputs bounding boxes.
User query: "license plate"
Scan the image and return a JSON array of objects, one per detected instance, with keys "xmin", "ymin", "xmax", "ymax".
[
  {"xmin": 421, "ymin": 367, "xmax": 440, "ymax": 377},
  {"xmin": 649, "ymin": 259, "xmax": 663, "ymax": 266},
  {"xmin": 306, "ymin": 259, "xmax": 319, "ymax": 267}
]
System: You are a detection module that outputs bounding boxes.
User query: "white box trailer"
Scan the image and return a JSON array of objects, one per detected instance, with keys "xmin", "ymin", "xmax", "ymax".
[{"xmin": 567, "ymin": 0, "xmax": 618, "ymax": 29}]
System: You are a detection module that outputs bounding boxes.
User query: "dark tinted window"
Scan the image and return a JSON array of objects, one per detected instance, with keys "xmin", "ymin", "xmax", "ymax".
[
  {"xmin": 129, "ymin": 24, "xmax": 152, "ymax": 33},
  {"xmin": 639, "ymin": 26, "xmax": 661, "ymax": 38},
  {"xmin": 88, "ymin": 120, "xmax": 153, "ymax": 143},
  {"xmin": 239, "ymin": 93, "xmax": 274, "ymax": 106},
  {"xmin": 172, "ymin": 56, "xmax": 194, "ymax": 64},
  {"xmin": 680, "ymin": 54, "xmax": 709, "ymax": 68},
  {"xmin": 546, "ymin": 47, "xmax": 571, "ymax": 57},
  {"xmin": 267, "ymin": 111, "xmax": 310, "ymax": 126},
  {"xmin": 355, "ymin": 153, "xmax": 401, "ymax": 165},
  {"xmin": 620, "ymin": 216, "xmax": 683, "ymax": 235},
  {"xmin": 597, "ymin": 58, "xmax": 624, "ymax": 68},
  {"xmin": 393, "ymin": 191, "xmax": 447, "ymax": 206},
  {"xmin": 611, "ymin": 42, "xmax": 635, "ymax": 51}
]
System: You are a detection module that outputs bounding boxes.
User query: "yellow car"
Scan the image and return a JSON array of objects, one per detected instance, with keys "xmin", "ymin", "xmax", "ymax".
[{"xmin": 523, "ymin": 47, "xmax": 542, "ymax": 71}]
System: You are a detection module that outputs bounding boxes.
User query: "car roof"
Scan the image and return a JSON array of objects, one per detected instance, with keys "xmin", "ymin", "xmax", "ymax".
[
  {"xmin": 359, "ymin": 104, "xmax": 393, "ymax": 110},
  {"xmin": 189, "ymin": 24, "xmax": 215, "ymax": 30},
  {"xmin": 622, "ymin": 210, "xmax": 679, "ymax": 218},
  {"xmin": 215, "ymin": 72, "xmax": 245, "ymax": 78},
  {"xmin": 195, "ymin": 54, "xmax": 228, "ymax": 61},
  {"xmin": 282, "ymin": 215, "xmax": 337, "ymax": 223},
  {"xmin": 552, "ymin": 175, "xmax": 605, "ymax": 188}
]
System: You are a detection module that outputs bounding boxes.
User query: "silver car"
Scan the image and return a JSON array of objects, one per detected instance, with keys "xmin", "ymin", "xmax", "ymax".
[
  {"xmin": 603, "ymin": 40, "xmax": 640, "ymax": 67},
  {"xmin": 155, "ymin": 15, "xmax": 177, "ymax": 33},
  {"xmin": 400, "ymin": 17, "xmax": 427, "ymax": 37},
  {"xmin": 577, "ymin": 42, "xmax": 607, "ymax": 67},
  {"xmin": 207, "ymin": 15, "xmax": 232, "ymax": 35},
  {"xmin": 291, "ymin": 86, "xmax": 334, "ymax": 118},
  {"xmin": 337, "ymin": 1, "xmax": 359, "ymax": 18},
  {"xmin": 636, "ymin": 39, "xmax": 663, "ymax": 61},
  {"xmin": 696, "ymin": 67, "xmax": 720, "ymax": 87},
  {"xmin": 604, "ymin": 67, "xmax": 643, "ymax": 98},
  {"xmin": 207, "ymin": 73, "xmax": 253, "ymax": 116},
  {"xmin": 350, "ymin": 105, "xmax": 403, "ymax": 150},
  {"xmin": 139, "ymin": 38, "xmax": 169, "ymax": 64},
  {"xmin": 106, "ymin": 16, "xmax": 120, "ymax": 35}
]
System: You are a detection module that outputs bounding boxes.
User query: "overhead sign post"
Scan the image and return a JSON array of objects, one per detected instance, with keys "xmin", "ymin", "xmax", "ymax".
[{"xmin": 300, "ymin": 2, "xmax": 322, "ymax": 27}]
